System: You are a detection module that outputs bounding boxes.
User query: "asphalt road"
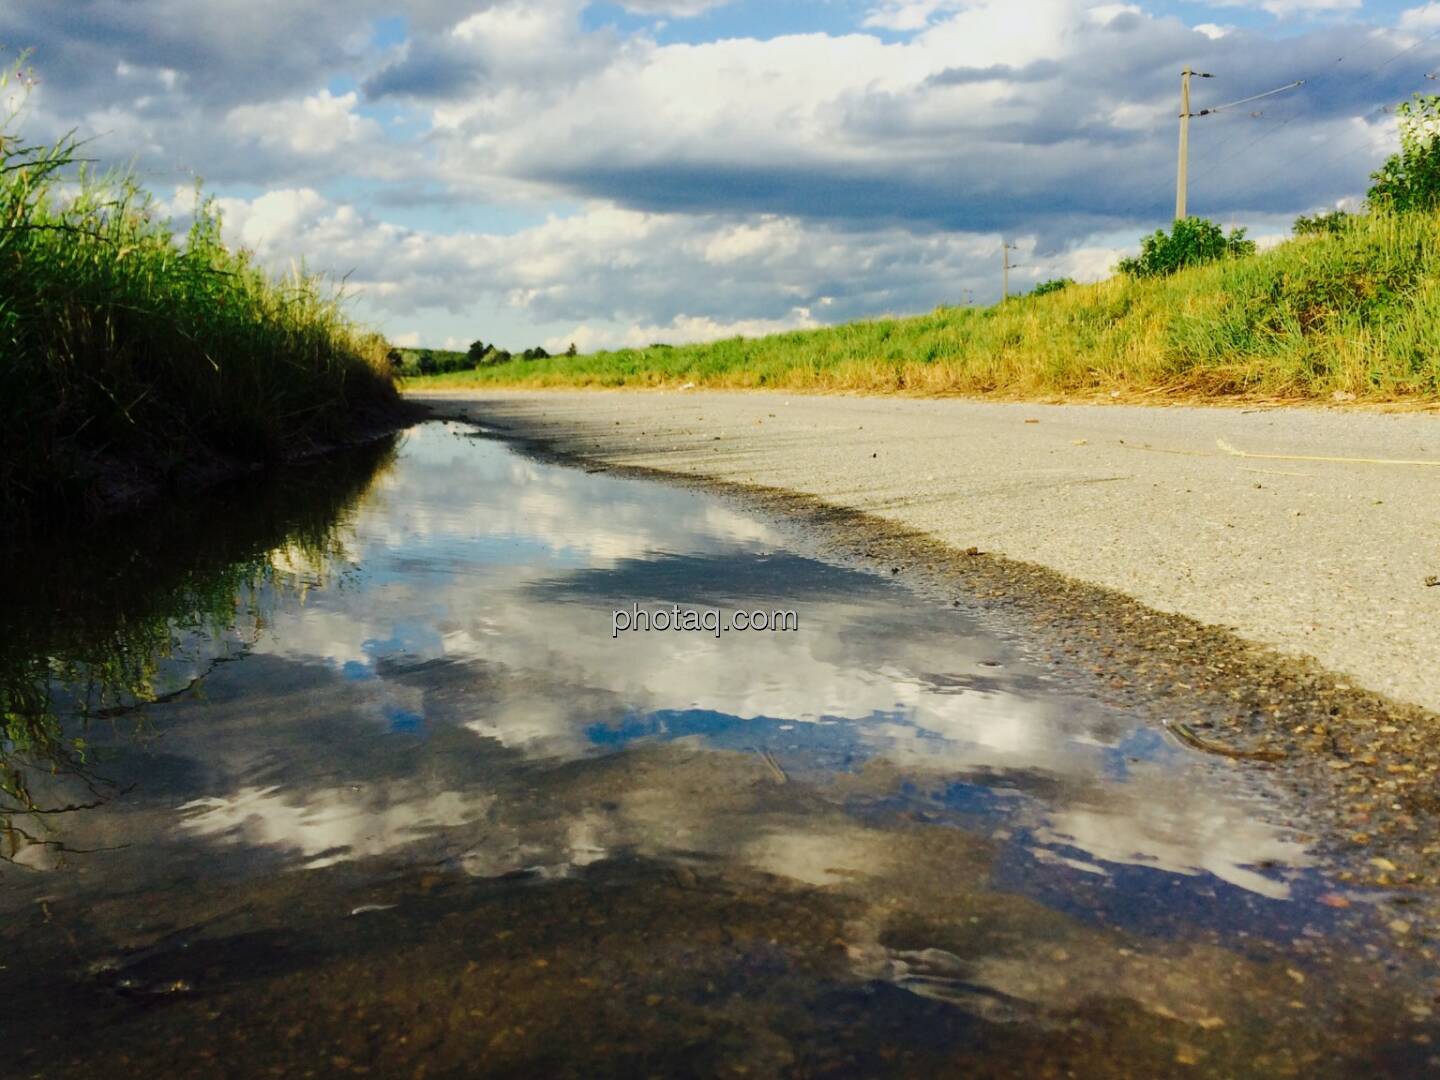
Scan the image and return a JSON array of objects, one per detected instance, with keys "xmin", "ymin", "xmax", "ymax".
[{"xmin": 417, "ymin": 390, "xmax": 1440, "ymax": 714}]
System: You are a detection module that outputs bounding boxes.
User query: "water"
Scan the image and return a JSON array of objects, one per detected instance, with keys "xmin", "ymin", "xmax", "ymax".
[{"xmin": 1, "ymin": 421, "xmax": 1435, "ymax": 1077}]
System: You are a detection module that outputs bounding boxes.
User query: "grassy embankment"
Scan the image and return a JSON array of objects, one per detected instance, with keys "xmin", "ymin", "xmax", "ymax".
[
  {"xmin": 410, "ymin": 211, "xmax": 1440, "ymax": 403},
  {"xmin": 0, "ymin": 134, "xmax": 397, "ymax": 532}
]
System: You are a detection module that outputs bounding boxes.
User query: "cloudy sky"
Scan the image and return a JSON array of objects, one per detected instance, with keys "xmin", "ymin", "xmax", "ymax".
[{"xmin": 4, "ymin": 1, "xmax": 1439, "ymax": 351}]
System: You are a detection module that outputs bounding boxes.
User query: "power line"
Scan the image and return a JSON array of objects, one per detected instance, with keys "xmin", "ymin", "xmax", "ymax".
[
  {"xmin": 1191, "ymin": 80, "xmax": 1306, "ymax": 118},
  {"xmin": 1182, "ymin": 23, "xmax": 1440, "ymax": 217}
]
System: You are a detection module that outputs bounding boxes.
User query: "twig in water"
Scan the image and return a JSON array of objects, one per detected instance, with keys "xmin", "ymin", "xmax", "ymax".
[
  {"xmin": 1163, "ymin": 720, "xmax": 1286, "ymax": 763},
  {"xmin": 754, "ymin": 747, "xmax": 788, "ymax": 784}
]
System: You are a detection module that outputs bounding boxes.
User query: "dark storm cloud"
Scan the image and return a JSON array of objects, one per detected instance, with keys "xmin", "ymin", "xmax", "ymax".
[
  {"xmin": 925, "ymin": 59, "xmax": 1064, "ymax": 86},
  {"xmin": 484, "ymin": 14, "xmax": 1440, "ymax": 239},
  {"xmin": 363, "ymin": 38, "xmax": 489, "ymax": 100}
]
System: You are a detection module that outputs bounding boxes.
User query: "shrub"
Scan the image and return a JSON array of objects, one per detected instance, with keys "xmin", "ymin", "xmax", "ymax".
[
  {"xmin": 1368, "ymin": 94, "xmax": 1440, "ymax": 213},
  {"xmin": 1031, "ymin": 278, "xmax": 1075, "ymax": 297},
  {"xmin": 1117, "ymin": 217, "xmax": 1256, "ymax": 278},
  {"xmin": 1293, "ymin": 210, "xmax": 1353, "ymax": 237}
]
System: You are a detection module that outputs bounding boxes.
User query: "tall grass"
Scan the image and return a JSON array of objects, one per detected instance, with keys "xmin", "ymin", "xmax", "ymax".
[
  {"xmin": 0, "ymin": 132, "xmax": 396, "ymax": 530},
  {"xmin": 414, "ymin": 211, "xmax": 1440, "ymax": 403}
]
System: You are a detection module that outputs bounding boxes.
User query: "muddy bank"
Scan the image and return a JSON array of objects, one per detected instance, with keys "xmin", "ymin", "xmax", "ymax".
[{"xmin": 1, "ymin": 400, "xmax": 424, "ymax": 546}]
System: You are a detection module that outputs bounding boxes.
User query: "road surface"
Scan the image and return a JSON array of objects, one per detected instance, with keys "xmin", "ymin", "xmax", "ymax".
[{"xmin": 417, "ymin": 390, "xmax": 1440, "ymax": 714}]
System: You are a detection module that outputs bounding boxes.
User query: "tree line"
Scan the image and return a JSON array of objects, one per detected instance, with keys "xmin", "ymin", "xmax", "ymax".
[{"xmin": 389, "ymin": 339, "xmax": 579, "ymax": 376}]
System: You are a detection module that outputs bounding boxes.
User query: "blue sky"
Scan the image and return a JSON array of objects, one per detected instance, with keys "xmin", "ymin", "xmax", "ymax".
[{"xmin": 4, "ymin": 0, "xmax": 1439, "ymax": 351}]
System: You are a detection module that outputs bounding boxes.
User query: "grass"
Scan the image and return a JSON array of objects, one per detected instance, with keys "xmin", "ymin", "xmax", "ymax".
[
  {"xmin": 0, "ymin": 132, "xmax": 397, "ymax": 532},
  {"xmin": 409, "ymin": 211, "xmax": 1440, "ymax": 404}
]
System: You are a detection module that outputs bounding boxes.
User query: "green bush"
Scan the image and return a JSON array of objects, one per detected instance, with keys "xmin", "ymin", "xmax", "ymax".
[
  {"xmin": 1118, "ymin": 217, "xmax": 1256, "ymax": 278},
  {"xmin": 1294, "ymin": 209, "xmax": 1353, "ymax": 237},
  {"xmin": 1369, "ymin": 94, "xmax": 1440, "ymax": 212},
  {"xmin": 1031, "ymin": 278, "xmax": 1075, "ymax": 297}
]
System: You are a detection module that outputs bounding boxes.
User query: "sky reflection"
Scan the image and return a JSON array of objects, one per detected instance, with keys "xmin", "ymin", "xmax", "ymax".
[{"xmin": 149, "ymin": 422, "xmax": 1312, "ymax": 907}]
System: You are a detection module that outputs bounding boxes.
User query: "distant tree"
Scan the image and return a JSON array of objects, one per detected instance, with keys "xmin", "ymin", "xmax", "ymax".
[
  {"xmin": 417, "ymin": 349, "xmax": 437, "ymax": 375},
  {"xmin": 521, "ymin": 346, "xmax": 550, "ymax": 361},
  {"xmin": 1031, "ymin": 278, "xmax": 1075, "ymax": 297},
  {"xmin": 385, "ymin": 348, "xmax": 404, "ymax": 370},
  {"xmin": 1117, "ymin": 217, "xmax": 1256, "ymax": 279},
  {"xmin": 1293, "ymin": 209, "xmax": 1353, "ymax": 237},
  {"xmin": 566, "ymin": 342, "xmax": 578, "ymax": 357},
  {"xmin": 467, "ymin": 339, "xmax": 489, "ymax": 364},
  {"xmin": 1368, "ymin": 94, "xmax": 1440, "ymax": 212}
]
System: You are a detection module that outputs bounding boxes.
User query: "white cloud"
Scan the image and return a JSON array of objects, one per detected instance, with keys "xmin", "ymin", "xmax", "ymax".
[
  {"xmin": 227, "ymin": 91, "xmax": 383, "ymax": 158},
  {"xmin": 6, "ymin": 0, "xmax": 1433, "ymax": 345},
  {"xmin": 1208, "ymin": 0, "xmax": 1360, "ymax": 15},
  {"xmin": 1399, "ymin": 2, "xmax": 1440, "ymax": 32},
  {"xmin": 617, "ymin": 0, "xmax": 733, "ymax": 14},
  {"xmin": 545, "ymin": 310, "xmax": 823, "ymax": 353},
  {"xmin": 193, "ymin": 189, "xmax": 1046, "ymax": 345},
  {"xmin": 862, "ymin": 1, "xmax": 959, "ymax": 31},
  {"xmin": 213, "ymin": 188, "xmax": 331, "ymax": 256}
]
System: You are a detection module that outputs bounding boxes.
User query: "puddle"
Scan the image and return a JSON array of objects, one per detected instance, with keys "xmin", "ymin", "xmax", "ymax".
[{"xmin": 2, "ymin": 421, "xmax": 1436, "ymax": 1077}]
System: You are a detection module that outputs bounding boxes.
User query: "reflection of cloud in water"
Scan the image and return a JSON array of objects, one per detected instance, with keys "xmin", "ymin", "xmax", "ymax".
[
  {"xmin": 180, "ymin": 423, "xmax": 1310, "ymax": 905},
  {"xmin": 743, "ymin": 824, "xmax": 896, "ymax": 888},
  {"xmin": 354, "ymin": 426, "xmax": 780, "ymax": 569},
  {"xmin": 178, "ymin": 782, "xmax": 494, "ymax": 869},
  {"xmin": 1032, "ymin": 772, "xmax": 1311, "ymax": 900}
]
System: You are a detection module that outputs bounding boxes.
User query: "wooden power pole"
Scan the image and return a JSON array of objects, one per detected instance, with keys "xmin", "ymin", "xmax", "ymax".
[{"xmin": 1002, "ymin": 242, "xmax": 1020, "ymax": 301}]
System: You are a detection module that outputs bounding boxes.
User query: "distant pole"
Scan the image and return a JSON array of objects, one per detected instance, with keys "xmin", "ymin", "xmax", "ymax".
[
  {"xmin": 1176, "ymin": 67, "xmax": 1213, "ymax": 221},
  {"xmin": 1002, "ymin": 242, "xmax": 1020, "ymax": 301}
]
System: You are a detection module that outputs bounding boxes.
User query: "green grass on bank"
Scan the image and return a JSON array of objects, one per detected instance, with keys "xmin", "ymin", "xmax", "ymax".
[
  {"xmin": 409, "ymin": 211, "xmax": 1440, "ymax": 403},
  {"xmin": 0, "ymin": 134, "xmax": 396, "ymax": 530}
]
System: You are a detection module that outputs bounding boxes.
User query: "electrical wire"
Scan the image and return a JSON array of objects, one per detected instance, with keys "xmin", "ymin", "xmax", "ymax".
[
  {"xmin": 1190, "ymin": 80, "xmax": 1305, "ymax": 118},
  {"xmin": 1181, "ymin": 22, "xmax": 1440, "ymax": 217}
]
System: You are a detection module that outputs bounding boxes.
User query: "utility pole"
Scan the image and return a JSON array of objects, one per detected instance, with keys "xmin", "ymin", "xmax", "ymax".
[
  {"xmin": 1172, "ymin": 72, "xmax": 1300, "ymax": 221},
  {"xmin": 1176, "ymin": 68, "xmax": 1212, "ymax": 221},
  {"xmin": 1002, "ymin": 242, "xmax": 1020, "ymax": 301}
]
